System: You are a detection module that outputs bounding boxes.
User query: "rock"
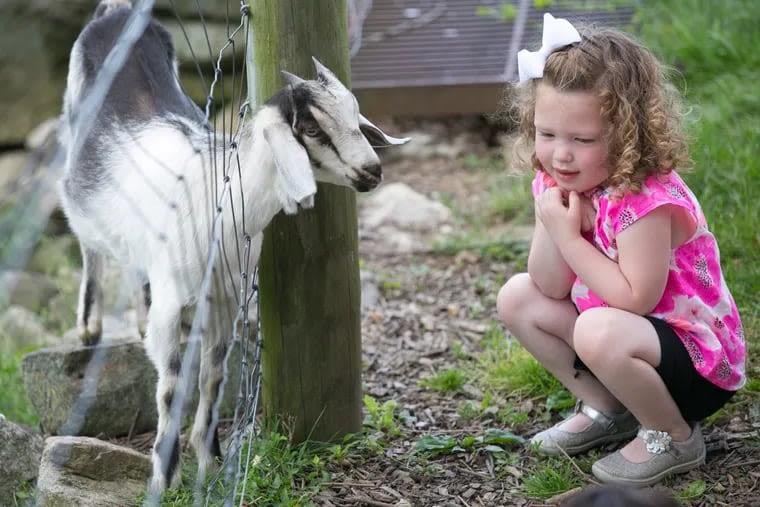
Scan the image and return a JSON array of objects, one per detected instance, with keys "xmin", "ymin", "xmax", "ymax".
[
  {"xmin": 361, "ymin": 182, "xmax": 452, "ymax": 232},
  {"xmin": 359, "ymin": 182, "xmax": 452, "ymax": 252},
  {"xmin": 0, "ymin": 305, "xmax": 60, "ymax": 353},
  {"xmin": 36, "ymin": 436, "xmax": 151, "ymax": 507},
  {"xmin": 0, "ymin": 270, "xmax": 60, "ymax": 312},
  {"xmin": 22, "ymin": 334, "xmax": 249, "ymax": 437},
  {"xmin": 0, "ymin": 418, "xmax": 45, "ymax": 502}
]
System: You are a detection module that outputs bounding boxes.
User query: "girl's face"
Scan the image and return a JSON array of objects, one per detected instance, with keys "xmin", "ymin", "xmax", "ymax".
[{"xmin": 533, "ymin": 83, "xmax": 610, "ymax": 193}]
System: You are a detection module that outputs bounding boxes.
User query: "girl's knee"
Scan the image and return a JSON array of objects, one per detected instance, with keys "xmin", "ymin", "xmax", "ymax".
[
  {"xmin": 496, "ymin": 272, "xmax": 536, "ymax": 325},
  {"xmin": 573, "ymin": 308, "xmax": 619, "ymax": 365}
]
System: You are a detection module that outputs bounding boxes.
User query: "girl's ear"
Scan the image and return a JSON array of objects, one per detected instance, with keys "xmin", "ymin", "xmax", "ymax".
[{"xmin": 263, "ymin": 122, "xmax": 317, "ymax": 214}]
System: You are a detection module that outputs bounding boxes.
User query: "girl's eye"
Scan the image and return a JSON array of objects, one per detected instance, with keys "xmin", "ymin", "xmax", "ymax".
[
  {"xmin": 576, "ymin": 138, "xmax": 595, "ymax": 143},
  {"xmin": 537, "ymin": 132, "xmax": 553, "ymax": 138}
]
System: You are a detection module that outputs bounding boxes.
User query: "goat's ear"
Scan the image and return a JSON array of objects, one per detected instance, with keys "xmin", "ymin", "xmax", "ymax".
[
  {"xmin": 359, "ymin": 114, "xmax": 411, "ymax": 147},
  {"xmin": 311, "ymin": 57, "xmax": 350, "ymax": 94},
  {"xmin": 263, "ymin": 122, "xmax": 317, "ymax": 214},
  {"xmin": 281, "ymin": 70, "xmax": 305, "ymax": 87}
]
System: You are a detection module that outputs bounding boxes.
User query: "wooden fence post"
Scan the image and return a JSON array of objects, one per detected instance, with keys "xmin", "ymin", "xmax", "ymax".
[{"xmin": 247, "ymin": 0, "xmax": 362, "ymax": 443}]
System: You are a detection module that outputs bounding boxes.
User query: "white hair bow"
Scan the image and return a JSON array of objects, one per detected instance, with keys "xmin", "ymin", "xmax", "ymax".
[{"xmin": 517, "ymin": 13, "xmax": 581, "ymax": 83}]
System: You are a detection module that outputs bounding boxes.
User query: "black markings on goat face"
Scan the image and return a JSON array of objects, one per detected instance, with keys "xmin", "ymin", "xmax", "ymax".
[{"xmin": 286, "ymin": 83, "xmax": 383, "ymax": 192}]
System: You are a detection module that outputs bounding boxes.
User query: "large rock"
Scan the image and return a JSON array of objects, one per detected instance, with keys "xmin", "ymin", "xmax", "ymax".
[
  {"xmin": 0, "ymin": 418, "xmax": 45, "ymax": 502},
  {"xmin": 359, "ymin": 182, "xmax": 453, "ymax": 253},
  {"xmin": 36, "ymin": 436, "xmax": 151, "ymax": 507},
  {"xmin": 22, "ymin": 334, "xmax": 249, "ymax": 437}
]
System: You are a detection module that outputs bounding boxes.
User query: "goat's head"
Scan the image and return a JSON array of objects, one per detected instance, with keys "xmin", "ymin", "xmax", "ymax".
[{"xmin": 264, "ymin": 58, "xmax": 408, "ymax": 213}]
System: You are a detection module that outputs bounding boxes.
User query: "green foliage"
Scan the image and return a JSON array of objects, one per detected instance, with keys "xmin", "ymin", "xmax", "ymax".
[
  {"xmin": 677, "ymin": 479, "xmax": 708, "ymax": 502},
  {"xmin": 635, "ymin": 0, "xmax": 760, "ymax": 373},
  {"xmin": 363, "ymin": 395, "xmax": 403, "ymax": 436},
  {"xmin": 472, "ymin": 323, "xmax": 563, "ymax": 399},
  {"xmin": 0, "ymin": 345, "xmax": 38, "ymax": 426},
  {"xmin": 414, "ymin": 428, "xmax": 524, "ymax": 457},
  {"xmin": 419, "ymin": 368, "xmax": 468, "ymax": 394},
  {"xmin": 522, "ymin": 459, "xmax": 584, "ymax": 499}
]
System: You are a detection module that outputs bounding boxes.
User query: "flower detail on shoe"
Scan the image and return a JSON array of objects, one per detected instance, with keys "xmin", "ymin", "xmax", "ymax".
[{"xmin": 638, "ymin": 428, "xmax": 672, "ymax": 455}]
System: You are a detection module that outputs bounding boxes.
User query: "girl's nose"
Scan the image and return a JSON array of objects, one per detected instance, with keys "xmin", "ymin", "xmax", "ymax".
[{"xmin": 555, "ymin": 143, "xmax": 573, "ymax": 163}]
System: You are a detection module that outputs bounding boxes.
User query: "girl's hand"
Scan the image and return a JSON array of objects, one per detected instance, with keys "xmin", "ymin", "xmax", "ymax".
[{"xmin": 535, "ymin": 188, "xmax": 583, "ymax": 247}]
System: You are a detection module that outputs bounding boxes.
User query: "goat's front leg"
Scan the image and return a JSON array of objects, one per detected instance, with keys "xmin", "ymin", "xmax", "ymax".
[
  {"xmin": 189, "ymin": 290, "xmax": 235, "ymax": 481},
  {"xmin": 76, "ymin": 245, "xmax": 104, "ymax": 346},
  {"xmin": 143, "ymin": 294, "xmax": 184, "ymax": 493}
]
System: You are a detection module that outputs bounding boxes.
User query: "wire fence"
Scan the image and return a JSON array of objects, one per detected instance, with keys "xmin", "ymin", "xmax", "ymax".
[{"xmin": 0, "ymin": 0, "xmax": 372, "ymax": 505}]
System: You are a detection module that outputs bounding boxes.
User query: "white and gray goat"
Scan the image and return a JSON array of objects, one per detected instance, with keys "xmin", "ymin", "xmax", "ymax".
[{"xmin": 59, "ymin": 0, "xmax": 407, "ymax": 493}]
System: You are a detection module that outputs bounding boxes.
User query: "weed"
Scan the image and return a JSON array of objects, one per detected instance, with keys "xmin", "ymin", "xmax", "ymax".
[
  {"xmin": 414, "ymin": 429, "xmax": 523, "ymax": 457},
  {"xmin": 457, "ymin": 400, "xmax": 479, "ymax": 421},
  {"xmin": 498, "ymin": 402, "xmax": 530, "ymax": 428},
  {"xmin": 676, "ymin": 479, "xmax": 707, "ymax": 502},
  {"xmin": 472, "ymin": 324, "xmax": 563, "ymax": 400},
  {"xmin": 419, "ymin": 368, "xmax": 467, "ymax": 394},
  {"xmin": 522, "ymin": 459, "xmax": 584, "ymax": 499},
  {"xmin": 363, "ymin": 395, "xmax": 402, "ymax": 436}
]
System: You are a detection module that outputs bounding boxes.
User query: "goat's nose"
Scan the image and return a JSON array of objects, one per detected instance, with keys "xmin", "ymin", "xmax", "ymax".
[{"xmin": 363, "ymin": 163, "xmax": 382, "ymax": 179}]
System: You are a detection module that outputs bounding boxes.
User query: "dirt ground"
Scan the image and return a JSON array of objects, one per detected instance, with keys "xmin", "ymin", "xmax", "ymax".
[{"xmin": 314, "ymin": 127, "xmax": 760, "ymax": 507}]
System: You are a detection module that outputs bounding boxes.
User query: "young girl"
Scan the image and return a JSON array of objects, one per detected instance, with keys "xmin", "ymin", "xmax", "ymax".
[{"xmin": 497, "ymin": 14, "xmax": 745, "ymax": 487}]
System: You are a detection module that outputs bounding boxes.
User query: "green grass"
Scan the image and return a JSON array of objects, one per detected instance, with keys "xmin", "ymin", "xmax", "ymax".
[
  {"xmin": 0, "ymin": 344, "xmax": 39, "ymax": 427},
  {"xmin": 521, "ymin": 458, "xmax": 584, "ymax": 499},
  {"xmin": 636, "ymin": 0, "xmax": 760, "ymax": 337},
  {"xmin": 419, "ymin": 368, "xmax": 468, "ymax": 393}
]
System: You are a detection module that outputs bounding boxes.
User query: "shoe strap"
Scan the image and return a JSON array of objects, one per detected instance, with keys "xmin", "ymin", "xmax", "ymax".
[{"xmin": 576, "ymin": 400, "xmax": 614, "ymax": 430}]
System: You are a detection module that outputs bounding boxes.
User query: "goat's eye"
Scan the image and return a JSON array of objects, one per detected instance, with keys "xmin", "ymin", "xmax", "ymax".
[{"xmin": 304, "ymin": 126, "xmax": 320, "ymax": 137}]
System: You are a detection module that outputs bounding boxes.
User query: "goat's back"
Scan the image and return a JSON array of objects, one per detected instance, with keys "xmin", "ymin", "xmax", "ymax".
[
  {"xmin": 68, "ymin": 5, "xmax": 202, "ymax": 127},
  {"xmin": 59, "ymin": 2, "xmax": 212, "ymax": 280}
]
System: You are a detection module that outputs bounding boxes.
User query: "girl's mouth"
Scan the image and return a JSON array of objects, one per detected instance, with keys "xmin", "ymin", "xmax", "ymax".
[{"xmin": 554, "ymin": 168, "xmax": 579, "ymax": 181}]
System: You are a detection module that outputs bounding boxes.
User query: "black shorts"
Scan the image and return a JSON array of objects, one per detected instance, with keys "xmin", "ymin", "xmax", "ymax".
[{"xmin": 574, "ymin": 316, "xmax": 735, "ymax": 421}]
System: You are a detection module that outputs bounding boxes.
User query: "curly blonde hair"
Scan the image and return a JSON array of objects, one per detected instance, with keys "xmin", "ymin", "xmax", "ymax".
[{"xmin": 507, "ymin": 27, "xmax": 690, "ymax": 193}]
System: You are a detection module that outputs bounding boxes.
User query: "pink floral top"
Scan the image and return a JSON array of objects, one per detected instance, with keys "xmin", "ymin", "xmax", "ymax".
[{"xmin": 532, "ymin": 170, "xmax": 746, "ymax": 391}]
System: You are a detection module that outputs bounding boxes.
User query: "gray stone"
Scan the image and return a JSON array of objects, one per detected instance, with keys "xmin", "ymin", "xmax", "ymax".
[
  {"xmin": 0, "ymin": 270, "xmax": 60, "ymax": 312},
  {"xmin": 0, "ymin": 418, "xmax": 45, "ymax": 502},
  {"xmin": 36, "ymin": 436, "xmax": 151, "ymax": 507},
  {"xmin": 360, "ymin": 182, "xmax": 452, "ymax": 232},
  {"xmin": 22, "ymin": 334, "xmax": 249, "ymax": 437},
  {"xmin": 0, "ymin": 305, "xmax": 61, "ymax": 354}
]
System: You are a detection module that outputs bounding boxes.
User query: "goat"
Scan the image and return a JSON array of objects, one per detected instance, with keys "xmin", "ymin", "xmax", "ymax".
[{"xmin": 59, "ymin": 0, "xmax": 408, "ymax": 493}]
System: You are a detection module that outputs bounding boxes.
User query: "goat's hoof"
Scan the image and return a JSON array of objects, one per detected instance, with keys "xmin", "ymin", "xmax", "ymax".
[{"xmin": 79, "ymin": 329, "xmax": 102, "ymax": 347}]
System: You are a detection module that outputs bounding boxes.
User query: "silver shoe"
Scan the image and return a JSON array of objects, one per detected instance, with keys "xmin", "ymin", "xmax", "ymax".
[
  {"xmin": 592, "ymin": 423, "xmax": 706, "ymax": 488},
  {"xmin": 530, "ymin": 401, "xmax": 640, "ymax": 456}
]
